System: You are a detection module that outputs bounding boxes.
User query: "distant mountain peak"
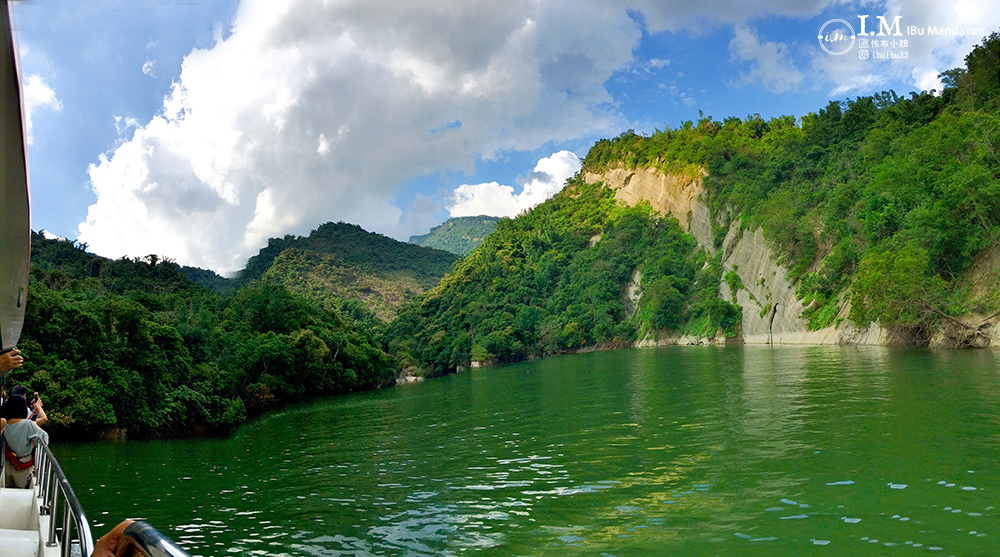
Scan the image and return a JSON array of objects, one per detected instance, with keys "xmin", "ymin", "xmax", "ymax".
[{"xmin": 409, "ymin": 215, "xmax": 501, "ymax": 256}]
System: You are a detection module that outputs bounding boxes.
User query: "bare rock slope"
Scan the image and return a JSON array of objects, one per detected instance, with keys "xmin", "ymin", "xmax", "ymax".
[{"xmin": 585, "ymin": 166, "xmax": 889, "ymax": 346}]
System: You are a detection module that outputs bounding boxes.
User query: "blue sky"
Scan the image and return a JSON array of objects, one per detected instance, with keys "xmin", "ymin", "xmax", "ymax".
[{"xmin": 10, "ymin": 0, "xmax": 998, "ymax": 274}]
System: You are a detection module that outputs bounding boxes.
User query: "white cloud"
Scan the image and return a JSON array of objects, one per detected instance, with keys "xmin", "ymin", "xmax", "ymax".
[
  {"xmin": 75, "ymin": 0, "xmax": 934, "ymax": 274},
  {"xmin": 22, "ymin": 74, "xmax": 61, "ymax": 145},
  {"xmin": 912, "ymin": 67, "xmax": 942, "ymax": 94},
  {"xmin": 447, "ymin": 150, "xmax": 581, "ymax": 218},
  {"xmin": 626, "ymin": 56, "xmax": 671, "ymax": 74},
  {"xmin": 886, "ymin": 0, "xmax": 1000, "ymax": 72},
  {"xmin": 114, "ymin": 115, "xmax": 140, "ymax": 137},
  {"xmin": 730, "ymin": 27, "xmax": 803, "ymax": 93},
  {"xmin": 809, "ymin": 1, "xmax": 1000, "ymax": 97},
  {"xmin": 77, "ymin": 0, "xmax": 637, "ymax": 274}
]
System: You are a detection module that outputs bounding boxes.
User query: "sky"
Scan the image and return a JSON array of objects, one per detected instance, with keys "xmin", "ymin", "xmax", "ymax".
[{"xmin": 9, "ymin": 0, "xmax": 1000, "ymax": 275}]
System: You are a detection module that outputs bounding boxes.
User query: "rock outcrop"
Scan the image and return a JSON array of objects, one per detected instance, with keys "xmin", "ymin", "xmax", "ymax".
[
  {"xmin": 584, "ymin": 168, "xmax": 713, "ymax": 249},
  {"xmin": 586, "ymin": 165, "xmax": 895, "ymax": 346}
]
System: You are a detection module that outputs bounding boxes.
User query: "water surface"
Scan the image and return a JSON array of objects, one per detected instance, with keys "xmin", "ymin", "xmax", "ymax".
[{"xmin": 54, "ymin": 346, "xmax": 1000, "ymax": 555}]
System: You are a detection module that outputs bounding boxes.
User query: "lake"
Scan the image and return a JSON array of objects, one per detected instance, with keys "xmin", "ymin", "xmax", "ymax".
[{"xmin": 53, "ymin": 345, "xmax": 1000, "ymax": 556}]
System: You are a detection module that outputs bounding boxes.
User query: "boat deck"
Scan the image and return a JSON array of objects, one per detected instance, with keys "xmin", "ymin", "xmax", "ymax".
[{"xmin": 0, "ymin": 483, "xmax": 59, "ymax": 557}]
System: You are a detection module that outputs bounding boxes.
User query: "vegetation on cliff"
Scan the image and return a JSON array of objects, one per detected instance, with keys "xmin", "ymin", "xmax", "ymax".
[
  {"xmin": 387, "ymin": 179, "xmax": 740, "ymax": 376},
  {"xmin": 581, "ymin": 32, "xmax": 1000, "ymax": 339}
]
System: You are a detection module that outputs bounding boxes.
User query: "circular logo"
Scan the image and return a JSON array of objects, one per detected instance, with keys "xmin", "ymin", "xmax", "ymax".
[{"xmin": 818, "ymin": 19, "xmax": 856, "ymax": 55}]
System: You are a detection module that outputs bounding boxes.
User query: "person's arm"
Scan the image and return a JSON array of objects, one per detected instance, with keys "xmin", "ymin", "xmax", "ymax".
[
  {"xmin": 90, "ymin": 519, "xmax": 135, "ymax": 557},
  {"xmin": 31, "ymin": 398, "xmax": 47, "ymax": 427}
]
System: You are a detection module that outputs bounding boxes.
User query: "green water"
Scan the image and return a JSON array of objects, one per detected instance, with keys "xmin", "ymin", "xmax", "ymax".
[{"xmin": 53, "ymin": 346, "xmax": 1000, "ymax": 556}]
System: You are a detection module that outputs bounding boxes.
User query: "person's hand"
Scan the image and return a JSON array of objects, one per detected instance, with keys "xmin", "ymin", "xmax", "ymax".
[
  {"xmin": 0, "ymin": 349, "xmax": 23, "ymax": 372},
  {"xmin": 90, "ymin": 519, "xmax": 134, "ymax": 557},
  {"xmin": 31, "ymin": 396, "xmax": 43, "ymax": 412}
]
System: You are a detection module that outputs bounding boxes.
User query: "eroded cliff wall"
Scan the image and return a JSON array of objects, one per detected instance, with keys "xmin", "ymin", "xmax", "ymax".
[
  {"xmin": 586, "ymin": 166, "xmax": 885, "ymax": 346},
  {"xmin": 584, "ymin": 168, "xmax": 714, "ymax": 250}
]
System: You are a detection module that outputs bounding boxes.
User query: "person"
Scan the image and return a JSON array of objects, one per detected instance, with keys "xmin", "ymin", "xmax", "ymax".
[
  {"xmin": 10, "ymin": 384, "xmax": 47, "ymax": 426},
  {"xmin": 90, "ymin": 519, "xmax": 135, "ymax": 557},
  {"xmin": 1, "ymin": 394, "xmax": 48, "ymax": 488},
  {"xmin": 0, "ymin": 347, "xmax": 23, "ymax": 373}
]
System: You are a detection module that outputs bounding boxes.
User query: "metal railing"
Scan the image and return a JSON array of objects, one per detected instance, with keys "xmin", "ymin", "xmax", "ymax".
[
  {"xmin": 3, "ymin": 434, "xmax": 191, "ymax": 557},
  {"xmin": 33, "ymin": 439, "xmax": 95, "ymax": 557},
  {"xmin": 120, "ymin": 520, "xmax": 192, "ymax": 557}
]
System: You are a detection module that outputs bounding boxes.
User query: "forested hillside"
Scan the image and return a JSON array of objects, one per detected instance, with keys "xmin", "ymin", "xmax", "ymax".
[
  {"xmin": 388, "ymin": 179, "xmax": 740, "ymax": 375},
  {"xmin": 15, "ymin": 232, "xmax": 396, "ymax": 439},
  {"xmin": 387, "ymin": 32, "xmax": 1000, "ymax": 373},
  {"xmin": 15, "ymin": 32, "xmax": 1000, "ymax": 439},
  {"xmin": 241, "ymin": 222, "xmax": 459, "ymax": 320},
  {"xmin": 581, "ymin": 33, "xmax": 1000, "ymax": 342},
  {"xmin": 409, "ymin": 215, "xmax": 500, "ymax": 256}
]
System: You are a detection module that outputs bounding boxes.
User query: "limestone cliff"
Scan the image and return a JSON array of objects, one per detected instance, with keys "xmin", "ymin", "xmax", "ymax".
[
  {"xmin": 583, "ymin": 168, "xmax": 713, "ymax": 249},
  {"xmin": 715, "ymin": 222, "xmax": 886, "ymax": 345},
  {"xmin": 586, "ymin": 165, "xmax": 890, "ymax": 346}
]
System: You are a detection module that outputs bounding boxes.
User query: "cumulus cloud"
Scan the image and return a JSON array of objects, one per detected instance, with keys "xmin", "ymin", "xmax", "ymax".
[
  {"xmin": 730, "ymin": 27, "xmax": 804, "ymax": 93},
  {"xmin": 447, "ymin": 150, "xmax": 581, "ymax": 218},
  {"xmin": 22, "ymin": 74, "xmax": 61, "ymax": 145},
  {"xmin": 76, "ymin": 0, "xmax": 920, "ymax": 274},
  {"xmin": 77, "ymin": 0, "xmax": 639, "ymax": 274}
]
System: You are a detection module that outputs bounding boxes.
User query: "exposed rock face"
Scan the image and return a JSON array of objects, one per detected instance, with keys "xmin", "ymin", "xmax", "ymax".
[
  {"xmin": 584, "ymin": 168, "xmax": 713, "ymax": 249},
  {"xmin": 586, "ymin": 165, "xmax": 1000, "ymax": 347},
  {"xmin": 718, "ymin": 225, "xmax": 814, "ymax": 344},
  {"xmin": 586, "ymin": 165, "xmax": 889, "ymax": 346},
  {"xmin": 715, "ymin": 222, "xmax": 889, "ymax": 345},
  {"xmin": 623, "ymin": 269, "xmax": 642, "ymax": 320},
  {"xmin": 396, "ymin": 367, "xmax": 425, "ymax": 384}
]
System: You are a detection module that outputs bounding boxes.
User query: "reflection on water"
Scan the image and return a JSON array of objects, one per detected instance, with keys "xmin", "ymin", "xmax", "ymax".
[{"xmin": 53, "ymin": 346, "xmax": 1000, "ymax": 556}]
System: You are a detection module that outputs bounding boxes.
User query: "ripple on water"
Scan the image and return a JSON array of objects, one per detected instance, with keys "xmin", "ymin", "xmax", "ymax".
[{"xmin": 57, "ymin": 346, "xmax": 1000, "ymax": 556}]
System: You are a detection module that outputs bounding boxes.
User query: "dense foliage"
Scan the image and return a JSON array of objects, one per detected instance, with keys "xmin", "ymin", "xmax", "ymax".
[
  {"xmin": 240, "ymin": 222, "xmax": 458, "ymax": 285},
  {"xmin": 408, "ymin": 215, "xmax": 501, "ymax": 256},
  {"xmin": 11, "ymin": 232, "xmax": 396, "ymax": 439},
  {"xmin": 388, "ymin": 179, "xmax": 740, "ymax": 376},
  {"xmin": 13, "ymin": 32, "xmax": 1000, "ymax": 440},
  {"xmin": 238, "ymin": 222, "xmax": 459, "ymax": 322},
  {"xmin": 582, "ymin": 33, "xmax": 1000, "ymax": 337}
]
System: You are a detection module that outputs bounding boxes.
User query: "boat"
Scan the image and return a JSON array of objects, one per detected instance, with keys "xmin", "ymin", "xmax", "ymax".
[{"xmin": 1, "ymin": 2, "xmax": 190, "ymax": 556}]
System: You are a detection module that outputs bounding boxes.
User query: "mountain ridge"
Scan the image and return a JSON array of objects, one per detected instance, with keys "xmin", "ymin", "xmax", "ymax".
[{"xmin": 408, "ymin": 215, "xmax": 501, "ymax": 256}]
